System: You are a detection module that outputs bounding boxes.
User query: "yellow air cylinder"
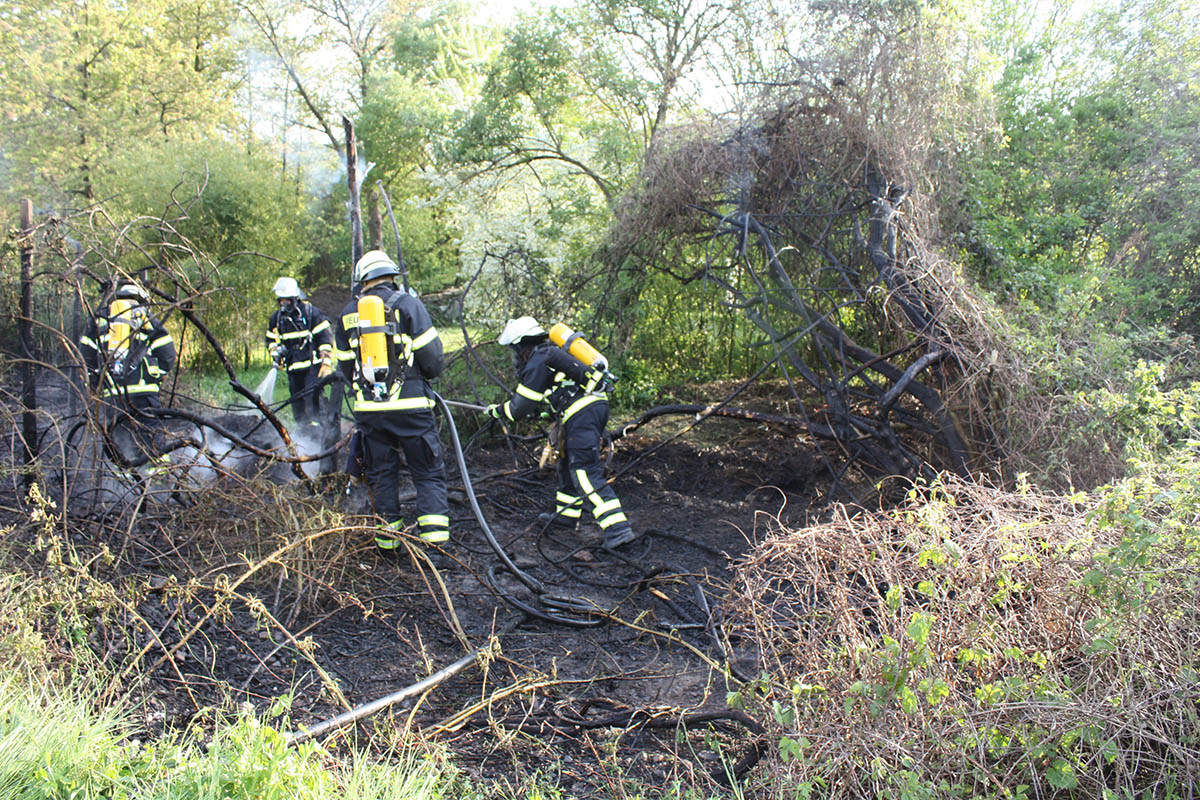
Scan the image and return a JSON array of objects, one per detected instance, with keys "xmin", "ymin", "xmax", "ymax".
[
  {"xmin": 357, "ymin": 294, "xmax": 389, "ymax": 382},
  {"xmin": 107, "ymin": 298, "xmax": 133, "ymax": 354},
  {"xmin": 548, "ymin": 323, "xmax": 606, "ymax": 370}
]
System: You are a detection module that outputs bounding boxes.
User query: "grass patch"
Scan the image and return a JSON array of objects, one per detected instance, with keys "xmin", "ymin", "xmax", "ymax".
[{"xmin": 0, "ymin": 680, "xmax": 460, "ymax": 800}]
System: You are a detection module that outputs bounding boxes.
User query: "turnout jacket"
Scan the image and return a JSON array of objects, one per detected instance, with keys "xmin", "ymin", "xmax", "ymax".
[
  {"xmin": 334, "ymin": 283, "xmax": 444, "ymax": 413},
  {"xmin": 266, "ymin": 301, "xmax": 333, "ymax": 371},
  {"xmin": 497, "ymin": 342, "xmax": 606, "ymax": 424},
  {"xmin": 80, "ymin": 311, "xmax": 177, "ymax": 400}
]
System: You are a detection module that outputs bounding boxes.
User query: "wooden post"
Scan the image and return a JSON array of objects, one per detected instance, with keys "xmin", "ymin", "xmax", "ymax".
[
  {"xmin": 366, "ymin": 185, "xmax": 383, "ymax": 252},
  {"xmin": 19, "ymin": 199, "xmax": 36, "ymax": 482},
  {"xmin": 343, "ymin": 115, "xmax": 363, "ymax": 269}
]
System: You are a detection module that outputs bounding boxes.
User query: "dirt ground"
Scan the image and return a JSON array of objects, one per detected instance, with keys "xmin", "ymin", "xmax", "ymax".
[{"xmin": 6, "ymin": 372, "xmax": 841, "ymax": 795}]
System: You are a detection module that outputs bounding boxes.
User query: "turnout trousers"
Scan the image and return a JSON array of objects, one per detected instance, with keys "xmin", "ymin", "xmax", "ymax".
[
  {"xmin": 287, "ymin": 366, "xmax": 322, "ymax": 425},
  {"xmin": 553, "ymin": 401, "xmax": 631, "ymax": 535},
  {"xmin": 357, "ymin": 408, "xmax": 450, "ymax": 546}
]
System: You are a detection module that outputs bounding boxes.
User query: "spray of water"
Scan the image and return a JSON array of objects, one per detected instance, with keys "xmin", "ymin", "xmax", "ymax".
[{"xmin": 253, "ymin": 367, "xmax": 278, "ymax": 401}]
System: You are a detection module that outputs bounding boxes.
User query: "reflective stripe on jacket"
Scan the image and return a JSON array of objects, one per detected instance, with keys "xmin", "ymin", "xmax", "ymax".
[
  {"xmin": 333, "ymin": 284, "xmax": 444, "ymax": 413},
  {"xmin": 499, "ymin": 342, "xmax": 606, "ymax": 424},
  {"xmin": 81, "ymin": 316, "xmax": 176, "ymax": 399}
]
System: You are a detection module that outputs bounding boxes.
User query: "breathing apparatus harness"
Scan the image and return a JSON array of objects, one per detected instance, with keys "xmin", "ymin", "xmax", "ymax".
[
  {"xmin": 98, "ymin": 298, "xmax": 159, "ymax": 393},
  {"xmin": 272, "ymin": 301, "xmax": 313, "ymax": 368},
  {"xmin": 354, "ymin": 287, "xmax": 417, "ymax": 403}
]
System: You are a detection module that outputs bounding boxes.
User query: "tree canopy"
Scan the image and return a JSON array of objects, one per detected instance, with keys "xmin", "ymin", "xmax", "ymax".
[{"xmin": 1, "ymin": 0, "xmax": 1198, "ymax": 481}]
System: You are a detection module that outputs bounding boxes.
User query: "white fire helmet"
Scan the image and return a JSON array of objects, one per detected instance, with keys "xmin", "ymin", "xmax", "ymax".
[
  {"xmin": 273, "ymin": 277, "xmax": 302, "ymax": 299},
  {"xmin": 498, "ymin": 316, "xmax": 546, "ymax": 346},
  {"xmin": 353, "ymin": 250, "xmax": 400, "ymax": 285},
  {"xmin": 114, "ymin": 282, "xmax": 150, "ymax": 302}
]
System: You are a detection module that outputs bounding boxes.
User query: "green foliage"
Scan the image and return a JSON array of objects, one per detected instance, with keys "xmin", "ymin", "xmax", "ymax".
[
  {"xmin": 731, "ymin": 468, "xmax": 1200, "ymax": 797},
  {"xmin": 960, "ymin": 0, "xmax": 1200, "ymax": 335},
  {"xmin": 0, "ymin": 682, "xmax": 456, "ymax": 800},
  {"xmin": 620, "ymin": 267, "xmax": 762, "ymax": 389},
  {"xmin": 1077, "ymin": 361, "xmax": 1200, "ymax": 456},
  {"xmin": 100, "ymin": 138, "xmax": 314, "ymax": 359},
  {"xmin": 0, "ymin": 0, "xmax": 239, "ymax": 205},
  {"xmin": 0, "ymin": 680, "xmax": 144, "ymax": 800}
]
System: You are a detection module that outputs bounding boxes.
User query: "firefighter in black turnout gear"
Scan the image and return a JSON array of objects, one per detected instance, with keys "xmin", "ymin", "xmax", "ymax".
[
  {"xmin": 79, "ymin": 281, "xmax": 179, "ymax": 468},
  {"xmin": 266, "ymin": 277, "xmax": 333, "ymax": 426},
  {"xmin": 334, "ymin": 250, "xmax": 450, "ymax": 551},
  {"xmin": 487, "ymin": 317, "xmax": 638, "ymax": 549}
]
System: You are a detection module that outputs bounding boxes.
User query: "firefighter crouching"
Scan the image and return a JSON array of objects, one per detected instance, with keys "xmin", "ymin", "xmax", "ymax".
[
  {"xmin": 334, "ymin": 250, "xmax": 450, "ymax": 552},
  {"xmin": 487, "ymin": 316, "xmax": 638, "ymax": 550},
  {"xmin": 266, "ymin": 277, "xmax": 333, "ymax": 426},
  {"xmin": 79, "ymin": 281, "xmax": 179, "ymax": 468}
]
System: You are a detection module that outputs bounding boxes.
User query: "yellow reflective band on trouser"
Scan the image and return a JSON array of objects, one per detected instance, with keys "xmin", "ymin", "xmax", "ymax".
[
  {"xmin": 575, "ymin": 469, "xmax": 627, "ymax": 529},
  {"xmin": 596, "ymin": 512, "xmax": 628, "ymax": 530},
  {"xmin": 353, "ymin": 396, "xmax": 436, "ymax": 412},
  {"xmin": 593, "ymin": 497, "xmax": 622, "ymax": 517},
  {"xmin": 102, "ymin": 382, "xmax": 160, "ymax": 398},
  {"xmin": 411, "ymin": 326, "xmax": 438, "ymax": 351},
  {"xmin": 418, "ymin": 514, "xmax": 450, "ymax": 543},
  {"xmin": 376, "ymin": 519, "xmax": 404, "ymax": 549},
  {"xmin": 561, "ymin": 393, "xmax": 603, "ymax": 422},
  {"xmin": 287, "ymin": 361, "xmax": 315, "ymax": 371},
  {"xmin": 555, "ymin": 492, "xmax": 583, "ymax": 518}
]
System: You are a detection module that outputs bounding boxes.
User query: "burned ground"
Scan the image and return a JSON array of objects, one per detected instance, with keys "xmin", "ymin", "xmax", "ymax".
[{"xmin": 3, "ymin": 376, "xmax": 836, "ymax": 795}]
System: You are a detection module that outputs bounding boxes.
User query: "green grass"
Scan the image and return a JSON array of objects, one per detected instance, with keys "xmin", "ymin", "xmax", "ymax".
[
  {"xmin": 181, "ymin": 328, "xmax": 492, "ymax": 421},
  {"xmin": 181, "ymin": 362, "xmax": 307, "ymax": 426},
  {"xmin": 0, "ymin": 680, "xmax": 461, "ymax": 800}
]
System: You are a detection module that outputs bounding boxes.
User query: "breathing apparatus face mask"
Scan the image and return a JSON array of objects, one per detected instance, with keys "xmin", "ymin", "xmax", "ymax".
[
  {"xmin": 511, "ymin": 343, "xmax": 529, "ymax": 371},
  {"xmin": 279, "ymin": 297, "xmax": 297, "ymax": 313}
]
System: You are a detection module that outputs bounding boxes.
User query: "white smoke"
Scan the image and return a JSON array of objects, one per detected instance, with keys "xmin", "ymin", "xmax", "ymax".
[{"xmin": 288, "ymin": 423, "xmax": 332, "ymax": 478}]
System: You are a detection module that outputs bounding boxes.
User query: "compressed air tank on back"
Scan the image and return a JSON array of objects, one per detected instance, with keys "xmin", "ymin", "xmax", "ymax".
[
  {"xmin": 548, "ymin": 323, "xmax": 607, "ymax": 370},
  {"xmin": 107, "ymin": 298, "xmax": 133, "ymax": 354},
  {"xmin": 357, "ymin": 294, "xmax": 389, "ymax": 382}
]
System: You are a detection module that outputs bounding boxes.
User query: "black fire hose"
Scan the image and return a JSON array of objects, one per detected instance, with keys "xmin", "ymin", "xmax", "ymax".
[{"xmin": 433, "ymin": 392, "xmax": 605, "ymax": 628}]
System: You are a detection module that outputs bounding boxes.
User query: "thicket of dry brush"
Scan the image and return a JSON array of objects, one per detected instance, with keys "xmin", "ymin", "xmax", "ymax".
[{"xmin": 730, "ymin": 475, "xmax": 1200, "ymax": 797}]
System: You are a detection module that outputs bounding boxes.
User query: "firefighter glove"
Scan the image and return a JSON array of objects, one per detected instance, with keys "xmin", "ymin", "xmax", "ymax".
[
  {"xmin": 485, "ymin": 404, "xmax": 502, "ymax": 419},
  {"xmin": 270, "ymin": 344, "xmax": 286, "ymax": 366},
  {"xmin": 317, "ymin": 350, "xmax": 333, "ymax": 379}
]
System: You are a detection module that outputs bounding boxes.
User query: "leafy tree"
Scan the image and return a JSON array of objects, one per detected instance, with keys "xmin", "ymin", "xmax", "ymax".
[
  {"xmin": 962, "ymin": 0, "xmax": 1200, "ymax": 334},
  {"xmin": 452, "ymin": 0, "xmax": 742, "ymax": 207},
  {"xmin": 0, "ymin": 0, "xmax": 239, "ymax": 204},
  {"xmin": 100, "ymin": 137, "xmax": 315, "ymax": 349}
]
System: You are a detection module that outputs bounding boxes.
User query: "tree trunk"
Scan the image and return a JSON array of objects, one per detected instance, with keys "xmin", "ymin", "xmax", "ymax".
[
  {"xmin": 19, "ymin": 199, "xmax": 36, "ymax": 483},
  {"xmin": 366, "ymin": 185, "xmax": 383, "ymax": 251},
  {"xmin": 343, "ymin": 115, "xmax": 363, "ymax": 269}
]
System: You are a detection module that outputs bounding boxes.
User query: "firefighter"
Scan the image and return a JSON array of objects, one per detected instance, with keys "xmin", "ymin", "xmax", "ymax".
[
  {"xmin": 486, "ymin": 316, "xmax": 638, "ymax": 549},
  {"xmin": 333, "ymin": 251, "xmax": 449, "ymax": 553},
  {"xmin": 266, "ymin": 277, "xmax": 333, "ymax": 426},
  {"xmin": 79, "ymin": 281, "xmax": 178, "ymax": 468}
]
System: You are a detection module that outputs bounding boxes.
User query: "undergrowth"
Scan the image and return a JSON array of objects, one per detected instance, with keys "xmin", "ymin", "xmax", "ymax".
[
  {"xmin": 0, "ymin": 679, "xmax": 458, "ymax": 800},
  {"xmin": 731, "ymin": 457, "xmax": 1200, "ymax": 798}
]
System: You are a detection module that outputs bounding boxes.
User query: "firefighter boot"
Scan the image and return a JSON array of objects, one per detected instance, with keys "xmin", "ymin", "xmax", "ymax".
[
  {"xmin": 537, "ymin": 511, "xmax": 577, "ymax": 530},
  {"xmin": 602, "ymin": 522, "xmax": 638, "ymax": 550}
]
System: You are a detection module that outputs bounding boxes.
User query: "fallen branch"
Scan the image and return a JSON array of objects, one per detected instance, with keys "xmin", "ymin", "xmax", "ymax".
[{"xmin": 287, "ymin": 615, "xmax": 524, "ymax": 745}]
